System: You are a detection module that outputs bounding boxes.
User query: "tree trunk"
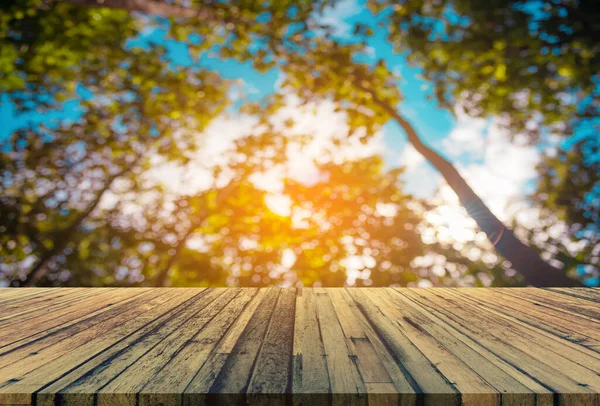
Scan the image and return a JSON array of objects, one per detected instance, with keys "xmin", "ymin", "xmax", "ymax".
[{"xmin": 361, "ymin": 86, "xmax": 582, "ymax": 287}]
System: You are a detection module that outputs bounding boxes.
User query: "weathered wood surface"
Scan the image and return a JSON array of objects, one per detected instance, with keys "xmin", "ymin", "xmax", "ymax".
[{"xmin": 0, "ymin": 288, "xmax": 599, "ymax": 405}]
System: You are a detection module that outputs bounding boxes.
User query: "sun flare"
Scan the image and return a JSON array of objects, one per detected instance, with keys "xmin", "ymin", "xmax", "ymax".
[{"xmin": 424, "ymin": 185, "xmax": 479, "ymax": 244}]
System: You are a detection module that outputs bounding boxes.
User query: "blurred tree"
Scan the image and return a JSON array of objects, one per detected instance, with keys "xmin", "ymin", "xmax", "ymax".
[
  {"xmin": 361, "ymin": 0, "xmax": 599, "ymax": 285},
  {"xmin": 281, "ymin": 156, "xmax": 512, "ymax": 287},
  {"xmin": 0, "ymin": 115, "xmax": 291, "ymax": 286},
  {"xmin": 0, "ymin": 0, "xmax": 326, "ymax": 285},
  {"xmin": 1, "ymin": 0, "xmax": 595, "ymax": 288},
  {"xmin": 282, "ymin": 156, "xmax": 424, "ymax": 287},
  {"xmin": 1, "ymin": 0, "xmax": 328, "ymax": 112},
  {"xmin": 1, "ymin": 101, "xmax": 507, "ymax": 287},
  {"xmin": 152, "ymin": 124, "xmax": 299, "ymax": 287},
  {"xmin": 514, "ymin": 133, "xmax": 599, "ymax": 285},
  {"xmin": 533, "ymin": 135, "xmax": 599, "ymax": 232},
  {"xmin": 0, "ymin": 57, "xmax": 231, "ymax": 285},
  {"xmin": 367, "ymin": 0, "xmax": 599, "ymax": 140},
  {"xmin": 158, "ymin": 149, "xmax": 516, "ymax": 288},
  {"xmin": 279, "ymin": 39, "xmax": 582, "ymax": 286},
  {"xmin": 163, "ymin": 107, "xmax": 513, "ymax": 288}
]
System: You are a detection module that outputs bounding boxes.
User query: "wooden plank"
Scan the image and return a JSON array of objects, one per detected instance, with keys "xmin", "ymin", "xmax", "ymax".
[
  {"xmin": 314, "ymin": 288, "xmax": 366, "ymax": 406},
  {"xmin": 436, "ymin": 289, "xmax": 600, "ymax": 371},
  {"xmin": 0, "ymin": 289, "xmax": 54, "ymax": 306},
  {"xmin": 347, "ymin": 288, "xmax": 458, "ymax": 406},
  {"xmin": 34, "ymin": 288, "xmax": 209, "ymax": 406},
  {"xmin": 331, "ymin": 292, "xmax": 391, "ymax": 382},
  {"xmin": 4, "ymin": 289, "xmax": 205, "ymax": 406},
  {"xmin": 546, "ymin": 288, "xmax": 600, "ymax": 303},
  {"xmin": 388, "ymin": 288, "xmax": 541, "ymax": 406},
  {"xmin": 208, "ymin": 288, "xmax": 280, "ymax": 398},
  {"xmin": 447, "ymin": 288, "xmax": 600, "ymax": 351},
  {"xmin": 243, "ymin": 289, "xmax": 296, "ymax": 406},
  {"xmin": 217, "ymin": 289, "xmax": 268, "ymax": 355},
  {"xmin": 401, "ymin": 288, "xmax": 598, "ymax": 406},
  {"xmin": 394, "ymin": 289, "xmax": 555, "ymax": 406},
  {"xmin": 500, "ymin": 288, "xmax": 600, "ymax": 320},
  {"xmin": 0, "ymin": 287, "xmax": 598, "ymax": 405},
  {"xmin": 0, "ymin": 289, "xmax": 92, "ymax": 328},
  {"xmin": 339, "ymin": 289, "xmax": 417, "ymax": 405},
  {"xmin": 0, "ymin": 288, "xmax": 90, "ymax": 320},
  {"xmin": 94, "ymin": 288, "xmax": 237, "ymax": 406},
  {"xmin": 138, "ymin": 289, "xmax": 258, "ymax": 406},
  {"xmin": 328, "ymin": 288, "xmax": 417, "ymax": 406},
  {"xmin": 183, "ymin": 289, "xmax": 269, "ymax": 406},
  {"xmin": 368, "ymin": 289, "xmax": 501, "ymax": 406},
  {"xmin": 0, "ymin": 289, "xmax": 111, "ymax": 329},
  {"xmin": 0, "ymin": 288, "xmax": 45, "ymax": 299},
  {"xmin": 328, "ymin": 289, "xmax": 366, "ymax": 340},
  {"xmin": 0, "ymin": 289, "xmax": 158, "ymax": 368},
  {"xmin": 292, "ymin": 288, "xmax": 330, "ymax": 403},
  {"xmin": 0, "ymin": 288, "xmax": 147, "ymax": 352}
]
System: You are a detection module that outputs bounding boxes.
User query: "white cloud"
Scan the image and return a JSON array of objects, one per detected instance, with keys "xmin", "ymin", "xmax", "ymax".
[
  {"xmin": 143, "ymin": 90, "xmax": 385, "ymax": 202},
  {"xmin": 453, "ymin": 119, "xmax": 541, "ymax": 221},
  {"xmin": 250, "ymin": 170, "xmax": 284, "ymax": 193},
  {"xmin": 267, "ymin": 93, "xmax": 385, "ymax": 185},
  {"xmin": 317, "ymin": 0, "xmax": 362, "ymax": 38},
  {"xmin": 227, "ymin": 79, "xmax": 261, "ymax": 102},
  {"xmin": 145, "ymin": 113, "xmax": 259, "ymax": 195},
  {"xmin": 362, "ymin": 46, "xmax": 376, "ymax": 60},
  {"xmin": 265, "ymin": 194, "xmax": 292, "ymax": 216},
  {"xmin": 398, "ymin": 143, "xmax": 424, "ymax": 169},
  {"xmin": 396, "ymin": 142, "xmax": 442, "ymax": 198},
  {"xmin": 127, "ymin": 82, "xmax": 545, "ymax": 243},
  {"xmin": 442, "ymin": 110, "xmax": 487, "ymax": 160},
  {"xmin": 402, "ymin": 104, "xmax": 543, "ymax": 222}
]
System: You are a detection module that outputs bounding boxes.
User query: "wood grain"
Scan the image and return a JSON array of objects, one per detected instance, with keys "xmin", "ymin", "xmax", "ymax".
[{"xmin": 0, "ymin": 287, "xmax": 598, "ymax": 406}]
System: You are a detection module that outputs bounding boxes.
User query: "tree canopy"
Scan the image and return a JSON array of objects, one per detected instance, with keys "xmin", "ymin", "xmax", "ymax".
[
  {"xmin": 0, "ymin": 0, "xmax": 597, "ymax": 287},
  {"xmin": 368, "ymin": 0, "xmax": 599, "ymax": 140}
]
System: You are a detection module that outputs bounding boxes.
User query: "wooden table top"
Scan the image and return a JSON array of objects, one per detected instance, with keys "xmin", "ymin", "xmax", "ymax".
[{"xmin": 0, "ymin": 287, "xmax": 599, "ymax": 405}]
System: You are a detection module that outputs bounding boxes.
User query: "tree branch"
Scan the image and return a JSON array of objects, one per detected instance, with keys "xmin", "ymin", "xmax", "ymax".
[
  {"xmin": 15, "ymin": 164, "xmax": 136, "ymax": 287},
  {"xmin": 65, "ymin": 0, "xmax": 215, "ymax": 20}
]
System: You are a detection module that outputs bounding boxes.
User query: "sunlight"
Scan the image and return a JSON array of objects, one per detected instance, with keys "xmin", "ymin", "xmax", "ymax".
[
  {"xmin": 265, "ymin": 194, "xmax": 292, "ymax": 217},
  {"xmin": 425, "ymin": 185, "xmax": 478, "ymax": 244}
]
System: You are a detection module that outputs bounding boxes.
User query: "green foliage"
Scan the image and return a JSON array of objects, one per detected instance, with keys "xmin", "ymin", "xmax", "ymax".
[
  {"xmin": 275, "ymin": 2, "xmax": 596, "ymax": 286},
  {"xmin": 515, "ymin": 133, "xmax": 600, "ymax": 284},
  {"xmin": 0, "ymin": 0, "xmax": 326, "ymax": 112},
  {"xmin": 367, "ymin": 0, "xmax": 600, "ymax": 140},
  {"xmin": 0, "ymin": 0, "xmax": 328, "ymax": 286},
  {"xmin": 1, "ymin": 0, "xmax": 136, "ymax": 110},
  {"xmin": 534, "ymin": 135, "xmax": 600, "ymax": 231}
]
